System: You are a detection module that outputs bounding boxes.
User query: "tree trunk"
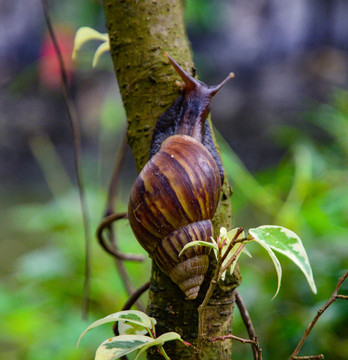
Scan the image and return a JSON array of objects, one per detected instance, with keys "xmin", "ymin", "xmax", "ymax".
[{"xmin": 102, "ymin": 1, "xmax": 241, "ymax": 358}]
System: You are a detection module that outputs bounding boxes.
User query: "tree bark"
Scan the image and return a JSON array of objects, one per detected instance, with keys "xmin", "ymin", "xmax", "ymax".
[{"xmin": 102, "ymin": 1, "xmax": 241, "ymax": 359}]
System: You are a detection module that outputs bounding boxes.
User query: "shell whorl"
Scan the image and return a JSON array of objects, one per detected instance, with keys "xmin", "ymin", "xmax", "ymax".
[
  {"xmin": 128, "ymin": 134, "xmax": 221, "ymax": 299},
  {"xmin": 155, "ymin": 220, "xmax": 213, "ymax": 299}
]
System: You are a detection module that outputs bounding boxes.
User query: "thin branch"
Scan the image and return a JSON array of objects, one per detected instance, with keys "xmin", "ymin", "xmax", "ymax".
[
  {"xmin": 96, "ymin": 213, "xmax": 144, "ymax": 261},
  {"xmin": 211, "ymin": 334, "xmax": 262, "ymax": 359},
  {"xmin": 290, "ymin": 271, "xmax": 348, "ymax": 359},
  {"xmin": 293, "ymin": 356, "xmax": 324, "ymax": 360},
  {"xmin": 41, "ymin": 0, "xmax": 91, "ymax": 319},
  {"xmin": 97, "ymin": 212, "xmax": 146, "ymax": 310},
  {"xmin": 235, "ymin": 290, "xmax": 259, "ymax": 360},
  {"xmin": 105, "ymin": 128, "xmax": 128, "ymax": 216},
  {"xmin": 99, "ymin": 128, "xmax": 144, "ymax": 261},
  {"xmin": 220, "ymin": 243, "xmax": 245, "ymax": 274},
  {"xmin": 96, "ymin": 128, "xmax": 146, "ymax": 309},
  {"xmin": 197, "ymin": 228, "xmax": 244, "ymax": 352},
  {"xmin": 212, "ymin": 334, "xmax": 256, "ymax": 344},
  {"xmin": 220, "ymin": 228, "xmax": 244, "ymax": 264},
  {"xmin": 122, "ymin": 281, "xmax": 150, "ymax": 311}
]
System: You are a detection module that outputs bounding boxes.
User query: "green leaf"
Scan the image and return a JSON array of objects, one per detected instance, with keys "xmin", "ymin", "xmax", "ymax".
[
  {"xmin": 242, "ymin": 247, "xmax": 252, "ymax": 258},
  {"xmin": 210, "ymin": 236, "xmax": 218, "ymax": 247},
  {"xmin": 95, "ymin": 335, "xmax": 153, "ymax": 360},
  {"xmin": 248, "ymin": 230, "xmax": 282, "ymax": 299},
  {"xmin": 92, "ymin": 41, "xmax": 110, "ymax": 67},
  {"xmin": 118, "ymin": 316, "xmax": 156, "ymax": 336},
  {"xmin": 178, "ymin": 240, "xmax": 218, "ymax": 257},
  {"xmin": 220, "ymin": 228, "xmax": 246, "ymax": 280},
  {"xmin": 118, "ymin": 322, "xmax": 148, "ymax": 336},
  {"xmin": 249, "ymin": 225, "xmax": 317, "ymax": 296},
  {"xmin": 72, "ymin": 26, "xmax": 108, "ymax": 60},
  {"xmin": 77, "ymin": 310, "xmax": 153, "ymax": 348},
  {"xmin": 135, "ymin": 332, "xmax": 182, "ymax": 360}
]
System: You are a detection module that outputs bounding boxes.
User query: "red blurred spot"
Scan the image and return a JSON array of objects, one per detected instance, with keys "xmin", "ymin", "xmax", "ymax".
[{"xmin": 39, "ymin": 26, "xmax": 74, "ymax": 91}]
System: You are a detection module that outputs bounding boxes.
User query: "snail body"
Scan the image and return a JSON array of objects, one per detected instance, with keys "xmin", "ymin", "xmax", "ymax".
[{"xmin": 128, "ymin": 54, "xmax": 233, "ymax": 299}]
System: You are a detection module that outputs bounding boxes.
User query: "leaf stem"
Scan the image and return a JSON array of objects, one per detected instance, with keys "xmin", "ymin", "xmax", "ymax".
[
  {"xmin": 220, "ymin": 244, "xmax": 246, "ymax": 274},
  {"xmin": 158, "ymin": 346, "xmax": 171, "ymax": 360},
  {"xmin": 147, "ymin": 328, "xmax": 171, "ymax": 360},
  {"xmin": 197, "ymin": 228, "xmax": 244, "ymax": 354}
]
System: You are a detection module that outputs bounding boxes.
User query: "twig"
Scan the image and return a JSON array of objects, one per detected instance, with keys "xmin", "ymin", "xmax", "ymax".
[
  {"xmin": 220, "ymin": 229, "xmax": 244, "ymax": 265},
  {"xmin": 41, "ymin": 0, "xmax": 91, "ymax": 319},
  {"xmin": 212, "ymin": 334, "xmax": 262, "ymax": 359},
  {"xmin": 212, "ymin": 334, "xmax": 256, "ymax": 344},
  {"xmin": 122, "ymin": 281, "xmax": 151, "ymax": 311},
  {"xmin": 97, "ymin": 212, "xmax": 146, "ymax": 310},
  {"xmin": 293, "ymin": 356, "xmax": 324, "ymax": 360},
  {"xmin": 96, "ymin": 213, "xmax": 144, "ymax": 261},
  {"xmin": 105, "ymin": 128, "xmax": 128, "ymax": 216},
  {"xmin": 290, "ymin": 271, "xmax": 348, "ymax": 360},
  {"xmin": 96, "ymin": 128, "xmax": 146, "ymax": 309},
  {"xmin": 235, "ymin": 290, "xmax": 259, "ymax": 360},
  {"xmin": 220, "ymin": 243, "xmax": 245, "ymax": 274},
  {"xmin": 197, "ymin": 228, "xmax": 244, "ymax": 352}
]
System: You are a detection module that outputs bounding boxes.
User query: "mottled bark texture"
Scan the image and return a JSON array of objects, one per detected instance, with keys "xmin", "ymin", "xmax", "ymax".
[{"xmin": 102, "ymin": 1, "xmax": 241, "ymax": 359}]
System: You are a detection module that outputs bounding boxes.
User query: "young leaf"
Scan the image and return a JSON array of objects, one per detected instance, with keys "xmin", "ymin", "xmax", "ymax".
[
  {"xmin": 179, "ymin": 240, "xmax": 218, "ymax": 257},
  {"xmin": 77, "ymin": 310, "xmax": 153, "ymax": 348},
  {"xmin": 72, "ymin": 27, "xmax": 108, "ymax": 60},
  {"xmin": 220, "ymin": 228, "xmax": 246, "ymax": 280},
  {"xmin": 219, "ymin": 227, "xmax": 228, "ymax": 239},
  {"xmin": 92, "ymin": 41, "xmax": 110, "ymax": 67},
  {"xmin": 135, "ymin": 332, "xmax": 182, "ymax": 360},
  {"xmin": 249, "ymin": 226, "xmax": 317, "ymax": 294},
  {"xmin": 95, "ymin": 335, "xmax": 153, "ymax": 360},
  {"xmin": 118, "ymin": 315, "xmax": 156, "ymax": 336},
  {"xmin": 222, "ymin": 243, "xmax": 244, "ymax": 279}
]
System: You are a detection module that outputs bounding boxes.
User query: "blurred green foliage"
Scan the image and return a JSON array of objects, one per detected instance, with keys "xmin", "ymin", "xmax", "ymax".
[{"xmin": 0, "ymin": 86, "xmax": 150, "ymax": 359}]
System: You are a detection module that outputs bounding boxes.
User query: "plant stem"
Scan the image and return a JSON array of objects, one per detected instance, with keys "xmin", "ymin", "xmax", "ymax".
[
  {"xmin": 158, "ymin": 346, "xmax": 171, "ymax": 360},
  {"xmin": 220, "ymin": 244, "xmax": 245, "ymax": 274},
  {"xmin": 41, "ymin": 0, "xmax": 91, "ymax": 319},
  {"xmin": 212, "ymin": 334, "xmax": 257, "ymax": 344},
  {"xmin": 235, "ymin": 290, "xmax": 259, "ymax": 360},
  {"xmin": 220, "ymin": 228, "xmax": 244, "ymax": 264},
  {"xmin": 197, "ymin": 228, "xmax": 244, "ymax": 353},
  {"xmin": 293, "ymin": 356, "xmax": 324, "ymax": 360},
  {"xmin": 147, "ymin": 328, "xmax": 171, "ymax": 360},
  {"xmin": 211, "ymin": 331, "xmax": 262, "ymax": 360},
  {"xmin": 289, "ymin": 271, "xmax": 348, "ymax": 359}
]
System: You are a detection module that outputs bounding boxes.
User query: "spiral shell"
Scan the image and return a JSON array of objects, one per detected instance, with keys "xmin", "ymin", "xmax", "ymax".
[{"xmin": 128, "ymin": 134, "xmax": 221, "ymax": 299}]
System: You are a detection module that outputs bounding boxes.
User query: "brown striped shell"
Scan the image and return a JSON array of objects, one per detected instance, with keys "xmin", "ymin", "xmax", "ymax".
[{"xmin": 128, "ymin": 134, "xmax": 221, "ymax": 299}]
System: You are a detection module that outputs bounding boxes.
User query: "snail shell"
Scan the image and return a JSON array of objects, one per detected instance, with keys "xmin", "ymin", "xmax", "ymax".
[
  {"xmin": 128, "ymin": 54, "xmax": 233, "ymax": 299},
  {"xmin": 128, "ymin": 135, "xmax": 221, "ymax": 299}
]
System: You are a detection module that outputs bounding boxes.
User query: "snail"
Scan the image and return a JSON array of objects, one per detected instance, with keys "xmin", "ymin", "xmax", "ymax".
[{"xmin": 128, "ymin": 53, "xmax": 233, "ymax": 299}]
